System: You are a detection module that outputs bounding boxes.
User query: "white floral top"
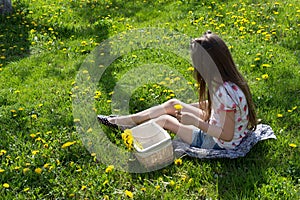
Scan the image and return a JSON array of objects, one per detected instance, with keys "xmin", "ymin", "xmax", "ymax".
[{"xmin": 210, "ymin": 81, "xmax": 249, "ymax": 149}]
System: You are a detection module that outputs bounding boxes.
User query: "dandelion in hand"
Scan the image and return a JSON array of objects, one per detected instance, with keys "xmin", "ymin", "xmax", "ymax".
[{"xmin": 174, "ymin": 104, "xmax": 183, "ymax": 110}]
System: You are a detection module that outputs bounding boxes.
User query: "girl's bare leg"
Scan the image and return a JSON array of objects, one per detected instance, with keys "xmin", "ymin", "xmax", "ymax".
[
  {"xmin": 109, "ymin": 99, "xmax": 207, "ymax": 126},
  {"xmin": 153, "ymin": 114, "xmax": 194, "ymax": 144}
]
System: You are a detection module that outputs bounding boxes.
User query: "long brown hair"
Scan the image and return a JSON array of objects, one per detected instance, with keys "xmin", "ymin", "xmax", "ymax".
[{"xmin": 193, "ymin": 31, "xmax": 257, "ymax": 130}]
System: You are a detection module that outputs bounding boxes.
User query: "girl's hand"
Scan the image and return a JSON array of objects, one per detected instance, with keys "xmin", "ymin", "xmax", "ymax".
[{"xmin": 176, "ymin": 111, "xmax": 198, "ymax": 126}]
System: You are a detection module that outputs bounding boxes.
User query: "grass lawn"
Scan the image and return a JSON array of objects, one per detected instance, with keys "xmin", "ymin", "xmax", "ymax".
[{"xmin": 0, "ymin": 0, "xmax": 299, "ymax": 199}]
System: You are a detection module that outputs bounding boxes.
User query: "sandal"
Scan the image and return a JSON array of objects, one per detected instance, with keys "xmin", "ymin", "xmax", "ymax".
[{"xmin": 97, "ymin": 115, "xmax": 133, "ymax": 131}]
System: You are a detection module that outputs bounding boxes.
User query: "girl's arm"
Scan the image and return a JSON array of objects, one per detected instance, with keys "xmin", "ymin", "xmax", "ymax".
[
  {"xmin": 181, "ymin": 102, "xmax": 207, "ymax": 120},
  {"xmin": 179, "ymin": 111, "xmax": 235, "ymax": 142},
  {"xmin": 189, "ymin": 100, "xmax": 208, "ymax": 110}
]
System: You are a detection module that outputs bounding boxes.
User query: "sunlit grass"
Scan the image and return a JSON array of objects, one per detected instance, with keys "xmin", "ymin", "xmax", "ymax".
[{"xmin": 0, "ymin": 0, "xmax": 299, "ymax": 199}]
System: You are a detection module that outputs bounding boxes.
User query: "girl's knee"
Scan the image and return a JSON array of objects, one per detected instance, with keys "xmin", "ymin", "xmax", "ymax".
[
  {"xmin": 154, "ymin": 114, "xmax": 171, "ymax": 122},
  {"xmin": 165, "ymin": 98, "xmax": 180, "ymax": 106}
]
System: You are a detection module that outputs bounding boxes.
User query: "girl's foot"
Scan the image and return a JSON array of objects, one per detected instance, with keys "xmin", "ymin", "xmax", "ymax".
[{"xmin": 97, "ymin": 115, "xmax": 134, "ymax": 131}]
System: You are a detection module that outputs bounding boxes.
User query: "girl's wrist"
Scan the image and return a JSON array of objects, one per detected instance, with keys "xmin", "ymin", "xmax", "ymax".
[{"xmin": 196, "ymin": 119, "xmax": 209, "ymax": 132}]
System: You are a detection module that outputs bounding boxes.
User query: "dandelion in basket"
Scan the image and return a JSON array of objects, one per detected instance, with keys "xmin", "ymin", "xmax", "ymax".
[
  {"xmin": 121, "ymin": 129, "xmax": 143, "ymax": 150},
  {"xmin": 121, "ymin": 129, "xmax": 134, "ymax": 150}
]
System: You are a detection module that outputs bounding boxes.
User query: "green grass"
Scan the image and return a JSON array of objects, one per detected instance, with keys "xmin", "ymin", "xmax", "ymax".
[{"xmin": 0, "ymin": 0, "xmax": 299, "ymax": 199}]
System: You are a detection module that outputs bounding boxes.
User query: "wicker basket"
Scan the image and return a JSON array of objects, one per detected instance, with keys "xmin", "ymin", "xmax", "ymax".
[{"xmin": 131, "ymin": 122, "xmax": 174, "ymax": 169}]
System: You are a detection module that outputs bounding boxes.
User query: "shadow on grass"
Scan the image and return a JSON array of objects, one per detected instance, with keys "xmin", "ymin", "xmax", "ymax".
[
  {"xmin": 0, "ymin": 1, "xmax": 30, "ymax": 67},
  {"xmin": 215, "ymin": 142, "xmax": 274, "ymax": 198}
]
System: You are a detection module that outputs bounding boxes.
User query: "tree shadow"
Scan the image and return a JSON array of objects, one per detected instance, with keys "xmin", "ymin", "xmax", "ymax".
[
  {"xmin": 214, "ymin": 142, "xmax": 276, "ymax": 198},
  {"xmin": 0, "ymin": 1, "xmax": 30, "ymax": 67}
]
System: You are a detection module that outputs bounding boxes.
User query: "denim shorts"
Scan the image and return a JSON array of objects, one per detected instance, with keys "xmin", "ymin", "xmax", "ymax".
[{"xmin": 191, "ymin": 129, "xmax": 224, "ymax": 150}]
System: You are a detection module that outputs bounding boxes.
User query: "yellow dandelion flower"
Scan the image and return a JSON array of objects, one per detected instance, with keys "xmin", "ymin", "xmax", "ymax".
[
  {"xmin": 169, "ymin": 180, "xmax": 175, "ymax": 187},
  {"xmin": 174, "ymin": 77, "xmax": 181, "ymax": 81},
  {"xmin": 261, "ymin": 74, "xmax": 269, "ymax": 79},
  {"xmin": 125, "ymin": 190, "xmax": 133, "ymax": 198},
  {"xmin": 261, "ymin": 64, "xmax": 271, "ymax": 67},
  {"xmin": 174, "ymin": 158, "xmax": 183, "ymax": 165},
  {"xmin": 73, "ymin": 118, "xmax": 80, "ymax": 122},
  {"xmin": 32, "ymin": 150, "xmax": 39, "ymax": 155},
  {"xmin": 181, "ymin": 174, "xmax": 187, "ymax": 181},
  {"xmin": 91, "ymin": 153, "xmax": 96, "ymax": 157},
  {"xmin": 0, "ymin": 149, "xmax": 7, "ymax": 155},
  {"xmin": 277, "ymin": 114, "xmax": 283, "ymax": 118},
  {"xmin": 256, "ymin": 78, "xmax": 261, "ymax": 81},
  {"xmin": 121, "ymin": 129, "xmax": 134, "ymax": 150},
  {"xmin": 87, "ymin": 127, "xmax": 93, "ymax": 133},
  {"xmin": 254, "ymin": 57, "xmax": 260, "ymax": 61},
  {"xmin": 174, "ymin": 104, "xmax": 183, "ymax": 110},
  {"xmin": 187, "ymin": 66, "xmax": 194, "ymax": 71},
  {"xmin": 289, "ymin": 143, "xmax": 297, "ymax": 148},
  {"xmin": 105, "ymin": 165, "xmax": 114, "ymax": 173},
  {"xmin": 3, "ymin": 183, "xmax": 9, "ymax": 188},
  {"xmin": 23, "ymin": 168, "xmax": 30, "ymax": 174},
  {"xmin": 81, "ymin": 185, "xmax": 87, "ymax": 190},
  {"xmin": 31, "ymin": 114, "xmax": 37, "ymax": 119},
  {"xmin": 56, "ymin": 159, "xmax": 61, "ymax": 165},
  {"xmin": 103, "ymin": 180, "xmax": 109, "ymax": 186},
  {"xmin": 62, "ymin": 141, "xmax": 76, "ymax": 148},
  {"xmin": 140, "ymin": 187, "xmax": 146, "ymax": 192},
  {"xmin": 35, "ymin": 168, "xmax": 42, "ymax": 174},
  {"xmin": 0, "ymin": 169, "xmax": 5, "ymax": 173},
  {"xmin": 81, "ymin": 41, "xmax": 88, "ymax": 46},
  {"xmin": 292, "ymin": 106, "xmax": 297, "ymax": 110}
]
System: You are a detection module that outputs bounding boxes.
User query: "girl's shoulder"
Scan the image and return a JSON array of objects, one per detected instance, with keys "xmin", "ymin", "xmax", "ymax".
[
  {"xmin": 222, "ymin": 81, "xmax": 243, "ymax": 94},
  {"xmin": 223, "ymin": 81, "xmax": 238, "ymax": 89},
  {"xmin": 217, "ymin": 81, "xmax": 246, "ymax": 101}
]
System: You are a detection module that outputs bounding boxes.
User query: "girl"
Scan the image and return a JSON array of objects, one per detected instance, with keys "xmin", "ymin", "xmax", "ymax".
[{"xmin": 98, "ymin": 31, "xmax": 257, "ymax": 150}]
